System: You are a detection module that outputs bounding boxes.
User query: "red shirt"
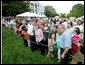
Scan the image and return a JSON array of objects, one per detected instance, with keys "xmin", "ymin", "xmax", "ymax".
[{"xmin": 39, "ymin": 24, "xmax": 42, "ymax": 29}]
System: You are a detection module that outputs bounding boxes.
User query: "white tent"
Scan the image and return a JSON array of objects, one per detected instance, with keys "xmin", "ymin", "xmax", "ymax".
[
  {"xmin": 16, "ymin": 12, "xmax": 40, "ymax": 17},
  {"xmin": 39, "ymin": 15, "xmax": 47, "ymax": 17},
  {"xmin": 16, "ymin": 12, "xmax": 46, "ymax": 17}
]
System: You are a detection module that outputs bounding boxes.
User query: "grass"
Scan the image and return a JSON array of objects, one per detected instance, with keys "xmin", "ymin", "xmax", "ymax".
[{"xmin": 2, "ymin": 26, "xmax": 60, "ymax": 64}]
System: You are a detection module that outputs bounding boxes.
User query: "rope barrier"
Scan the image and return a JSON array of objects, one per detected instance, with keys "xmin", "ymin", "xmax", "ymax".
[
  {"xmin": 22, "ymin": 36, "xmax": 48, "ymax": 47},
  {"xmin": 3, "ymin": 25, "xmax": 84, "ymax": 63},
  {"xmin": 23, "ymin": 37, "xmax": 84, "ymax": 63},
  {"xmin": 30, "ymin": 41, "xmax": 48, "ymax": 47}
]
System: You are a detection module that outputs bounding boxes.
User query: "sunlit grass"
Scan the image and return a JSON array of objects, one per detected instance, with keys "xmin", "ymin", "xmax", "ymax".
[{"xmin": 2, "ymin": 26, "xmax": 60, "ymax": 64}]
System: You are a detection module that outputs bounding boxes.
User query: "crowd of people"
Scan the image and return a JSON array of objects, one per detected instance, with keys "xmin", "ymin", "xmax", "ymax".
[{"xmin": 2, "ymin": 16, "xmax": 84, "ymax": 64}]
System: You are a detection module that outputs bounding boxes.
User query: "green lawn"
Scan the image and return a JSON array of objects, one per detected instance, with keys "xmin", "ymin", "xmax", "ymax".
[{"xmin": 2, "ymin": 26, "xmax": 60, "ymax": 64}]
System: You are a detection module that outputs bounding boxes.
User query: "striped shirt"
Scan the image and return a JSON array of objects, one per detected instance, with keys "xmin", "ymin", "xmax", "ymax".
[{"xmin": 60, "ymin": 30, "xmax": 72, "ymax": 49}]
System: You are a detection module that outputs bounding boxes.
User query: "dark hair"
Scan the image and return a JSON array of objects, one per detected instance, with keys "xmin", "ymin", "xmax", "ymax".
[
  {"xmin": 35, "ymin": 24, "xmax": 39, "ymax": 29},
  {"xmin": 22, "ymin": 26, "xmax": 27, "ymax": 31},
  {"xmin": 70, "ymin": 21, "xmax": 73, "ymax": 27},
  {"xmin": 74, "ymin": 27, "xmax": 80, "ymax": 35},
  {"xmin": 56, "ymin": 19, "xmax": 59, "ymax": 22},
  {"xmin": 54, "ymin": 25, "xmax": 58, "ymax": 29},
  {"xmin": 77, "ymin": 20, "xmax": 82, "ymax": 25}
]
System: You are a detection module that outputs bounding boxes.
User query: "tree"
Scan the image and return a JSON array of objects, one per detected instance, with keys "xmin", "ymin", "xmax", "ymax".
[
  {"xmin": 2, "ymin": 1, "xmax": 30, "ymax": 16},
  {"xmin": 60, "ymin": 13, "xmax": 66, "ymax": 18},
  {"xmin": 67, "ymin": 3, "xmax": 84, "ymax": 18},
  {"xmin": 44, "ymin": 5, "xmax": 58, "ymax": 17}
]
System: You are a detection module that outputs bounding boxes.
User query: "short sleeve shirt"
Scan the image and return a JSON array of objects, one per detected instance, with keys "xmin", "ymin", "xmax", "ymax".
[{"xmin": 60, "ymin": 30, "xmax": 72, "ymax": 49}]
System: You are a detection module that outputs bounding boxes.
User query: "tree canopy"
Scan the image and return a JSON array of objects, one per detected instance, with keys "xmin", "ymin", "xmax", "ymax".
[
  {"xmin": 60, "ymin": 13, "xmax": 67, "ymax": 18},
  {"xmin": 67, "ymin": 3, "xmax": 84, "ymax": 18},
  {"xmin": 2, "ymin": 1, "xmax": 30, "ymax": 16},
  {"xmin": 44, "ymin": 5, "xmax": 58, "ymax": 17}
]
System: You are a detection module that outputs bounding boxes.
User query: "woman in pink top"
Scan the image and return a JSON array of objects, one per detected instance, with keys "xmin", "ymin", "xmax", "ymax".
[
  {"xmin": 35, "ymin": 24, "xmax": 45, "ymax": 56},
  {"xmin": 71, "ymin": 27, "xmax": 81, "ymax": 53}
]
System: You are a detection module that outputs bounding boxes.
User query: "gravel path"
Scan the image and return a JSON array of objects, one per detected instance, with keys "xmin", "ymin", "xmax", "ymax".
[{"xmin": 69, "ymin": 51, "xmax": 84, "ymax": 64}]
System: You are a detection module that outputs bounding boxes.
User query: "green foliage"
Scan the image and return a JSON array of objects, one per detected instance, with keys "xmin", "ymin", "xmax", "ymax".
[
  {"xmin": 2, "ymin": 26, "xmax": 60, "ymax": 64},
  {"xmin": 2, "ymin": 1, "xmax": 30, "ymax": 16},
  {"xmin": 45, "ymin": 5, "xmax": 58, "ymax": 17},
  {"xmin": 67, "ymin": 3, "xmax": 84, "ymax": 18},
  {"xmin": 60, "ymin": 13, "xmax": 66, "ymax": 18}
]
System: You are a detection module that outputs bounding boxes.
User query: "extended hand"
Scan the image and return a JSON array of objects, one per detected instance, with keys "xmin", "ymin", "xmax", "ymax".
[{"xmin": 61, "ymin": 54, "xmax": 65, "ymax": 59}]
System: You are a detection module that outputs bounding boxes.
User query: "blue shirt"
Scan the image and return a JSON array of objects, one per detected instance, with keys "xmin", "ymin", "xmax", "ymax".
[
  {"xmin": 60, "ymin": 30, "xmax": 72, "ymax": 49},
  {"xmin": 56, "ymin": 35, "xmax": 61, "ymax": 48}
]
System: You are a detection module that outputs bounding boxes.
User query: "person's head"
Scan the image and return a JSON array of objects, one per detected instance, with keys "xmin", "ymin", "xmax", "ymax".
[
  {"xmin": 74, "ymin": 27, "xmax": 80, "ymax": 35},
  {"xmin": 22, "ymin": 26, "xmax": 27, "ymax": 31},
  {"xmin": 29, "ymin": 21, "xmax": 31, "ymax": 25},
  {"xmin": 67, "ymin": 23, "xmax": 71, "ymax": 28},
  {"xmin": 69, "ymin": 21, "xmax": 73, "ymax": 27},
  {"xmin": 44, "ymin": 22, "xmax": 48, "ymax": 27},
  {"xmin": 27, "ymin": 20, "xmax": 29, "ymax": 23},
  {"xmin": 77, "ymin": 20, "xmax": 82, "ymax": 25},
  {"xmin": 56, "ymin": 19, "xmax": 59, "ymax": 22},
  {"xmin": 64, "ymin": 19, "xmax": 66, "ymax": 22},
  {"xmin": 53, "ymin": 25, "xmax": 58, "ymax": 32},
  {"xmin": 40, "ymin": 20, "xmax": 42, "ymax": 24},
  {"xmin": 18, "ymin": 19, "xmax": 20, "ymax": 23},
  {"xmin": 57, "ymin": 29, "xmax": 61, "ymax": 35},
  {"xmin": 33, "ymin": 21, "xmax": 36, "ymax": 25},
  {"xmin": 31, "ymin": 21, "xmax": 34, "ymax": 25},
  {"xmin": 35, "ymin": 24, "xmax": 39, "ymax": 30},
  {"xmin": 22, "ymin": 21, "xmax": 26, "ymax": 26},
  {"xmin": 58, "ymin": 24, "xmax": 66, "ymax": 34},
  {"xmin": 51, "ymin": 34, "xmax": 55, "ymax": 39}
]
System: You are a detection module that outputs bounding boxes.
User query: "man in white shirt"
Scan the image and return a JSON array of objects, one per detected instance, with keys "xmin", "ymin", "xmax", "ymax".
[{"xmin": 27, "ymin": 22, "xmax": 35, "ymax": 52}]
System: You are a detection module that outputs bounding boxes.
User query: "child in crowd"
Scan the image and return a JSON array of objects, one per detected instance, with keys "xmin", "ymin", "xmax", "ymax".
[
  {"xmin": 71, "ymin": 27, "xmax": 81, "ymax": 53},
  {"xmin": 22, "ymin": 26, "xmax": 30, "ymax": 47},
  {"xmin": 47, "ymin": 34, "xmax": 56, "ymax": 57}
]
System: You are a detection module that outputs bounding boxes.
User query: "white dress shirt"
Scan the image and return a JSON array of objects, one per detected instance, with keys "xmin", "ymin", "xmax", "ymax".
[{"xmin": 27, "ymin": 24, "xmax": 34, "ymax": 36}]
